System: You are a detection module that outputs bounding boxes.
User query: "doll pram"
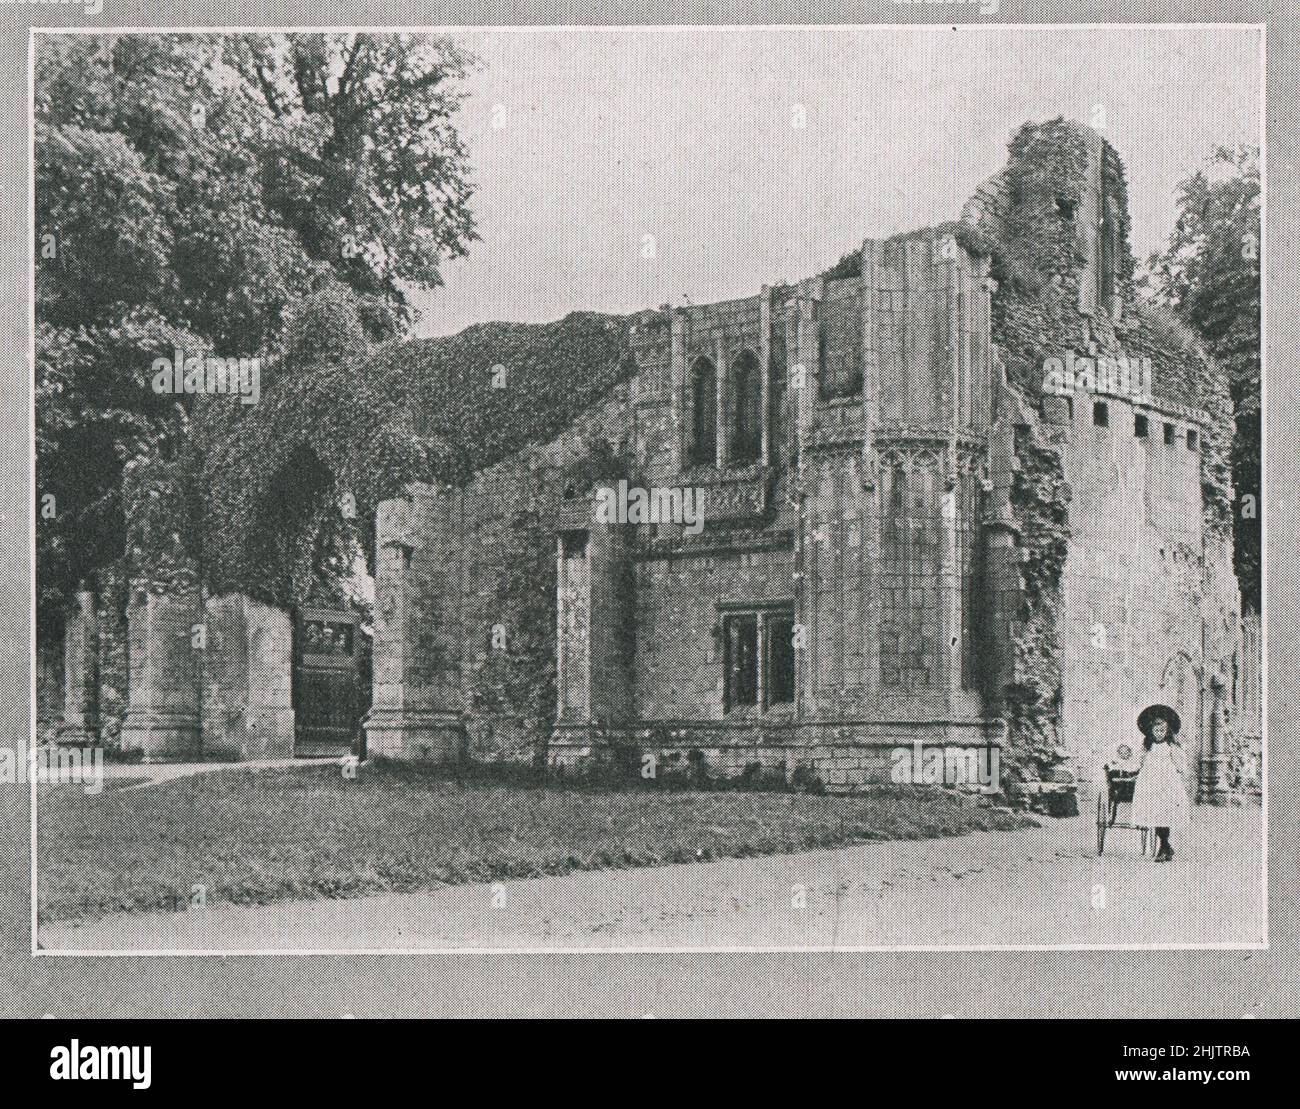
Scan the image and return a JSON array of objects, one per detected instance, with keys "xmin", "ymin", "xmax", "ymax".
[{"xmin": 1096, "ymin": 742, "xmax": 1153, "ymax": 856}]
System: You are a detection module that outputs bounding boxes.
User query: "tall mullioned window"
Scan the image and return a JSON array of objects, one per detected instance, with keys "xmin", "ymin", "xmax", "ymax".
[
  {"xmin": 879, "ymin": 458, "xmax": 942, "ymax": 690},
  {"xmin": 689, "ymin": 356, "xmax": 717, "ymax": 466},
  {"xmin": 723, "ymin": 605, "xmax": 795, "ymax": 712},
  {"xmin": 729, "ymin": 349, "xmax": 762, "ymax": 464}
]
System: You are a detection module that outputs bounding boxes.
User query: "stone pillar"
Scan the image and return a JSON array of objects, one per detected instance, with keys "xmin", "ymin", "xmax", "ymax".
[
  {"xmin": 201, "ymin": 595, "xmax": 294, "ymax": 760},
  {"xmin": 860, "ymin": 241, "xmax": 882, "ymax": 702},
  {"xmin": 57, "ymin": 587, "xmax": 100, "ymax": 746},
  {"xmin": 938, "ymin": 245, "xmax": 965, "ymax": 710},
  {"xmin": 979, "ymin": 517, "xmax": 1023, "ymax": 717},
  {"xmin": 556, "ymin": 529, "xmax": 590, "ymax": 722},
  {"xmin": 119, "ymin": 586, "xmax": 202, "ymax": 760},
  {"xmin": 938, "ymin": 458, "xmax": 964, "ymax": 711},
  {"xmin": 791, "ymin": 286, "xmax": 822, "ymax": 717},
  {"xmin": 587, "ymin": 521, "xmax": 632, "ymax": 725},
  {"xmin": 794, "ymin": 284, "xmax": 822, "ymax": 435},
  {"xmin": 759, "ymin": 286, "xmax": 772, "ymax": 466},
  {"xmin": 245, "ymin": 602, "xmax": 295, "ymax": 758},
  {"xmin": 364, "ymin": 484, "xmax": 466, "ymax": 761},
  {"xmin": 670, "ymin": 308, "xmax": 687, "ymax": 473},
  {"xmin": 714, "ymin": 333, "xmax": 727, "ymax": 468},
  {"xmin": 1200, "ymin": 671, "xmax": 1230, "ymax": 804}
]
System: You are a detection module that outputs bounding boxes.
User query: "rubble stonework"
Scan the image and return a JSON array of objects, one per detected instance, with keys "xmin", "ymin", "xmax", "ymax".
[{"xmin": 962, "ymin": 120, "xmax": 1241, "ymax": 807}]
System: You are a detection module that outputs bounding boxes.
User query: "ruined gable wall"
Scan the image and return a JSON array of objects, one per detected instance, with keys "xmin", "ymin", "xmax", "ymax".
[{"xmin": 454, "ymin": 378, "xmax": 637, "ymax": 762}]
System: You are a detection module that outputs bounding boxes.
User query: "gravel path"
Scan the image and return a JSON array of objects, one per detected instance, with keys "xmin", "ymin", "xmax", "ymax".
[{"xmin": 39, "ymin": 801, "xmax": 1263, "ymax": 952}]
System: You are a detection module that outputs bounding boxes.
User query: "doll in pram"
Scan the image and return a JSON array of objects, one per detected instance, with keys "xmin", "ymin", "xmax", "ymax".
[{"xmin": 1096, "ymin": 739, "xmax": 1152, "ymax": 856}]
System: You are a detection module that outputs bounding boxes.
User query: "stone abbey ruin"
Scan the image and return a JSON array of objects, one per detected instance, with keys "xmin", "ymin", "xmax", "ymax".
[{"xmin": 42, "ymin": 119, "xmax": 1262, "ymax": 809}]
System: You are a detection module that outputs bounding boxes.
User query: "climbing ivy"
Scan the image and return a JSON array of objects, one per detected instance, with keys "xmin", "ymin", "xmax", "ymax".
[{"xmin": 128, "ymin": 292, "xmax": 640, "ymax": 612}]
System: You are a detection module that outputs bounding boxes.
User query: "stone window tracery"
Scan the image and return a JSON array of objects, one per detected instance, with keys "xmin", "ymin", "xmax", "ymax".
[{"xmin": 878, "ymin": 448, "xmax": 944, "ymax": 690}]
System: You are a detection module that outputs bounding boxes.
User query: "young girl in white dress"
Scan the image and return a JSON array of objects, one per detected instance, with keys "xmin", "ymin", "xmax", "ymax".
[{"xmin": 1130, "ymin": 704, "xmax": 1190, "ymax": 862}]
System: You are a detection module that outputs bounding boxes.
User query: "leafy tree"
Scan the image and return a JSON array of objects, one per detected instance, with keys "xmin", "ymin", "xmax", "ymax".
[
  {"xmin": 35, "ymin": 33, "xmax": 478, "ymax": 624},
  {"xmin": 1142, "ymin": 146, "xmax": 1260, "ymax": 612}
]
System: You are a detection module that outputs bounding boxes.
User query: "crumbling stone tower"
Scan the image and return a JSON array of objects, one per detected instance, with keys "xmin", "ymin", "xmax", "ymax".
[{"xmin": 966, "ymin": 119, "xmax": 1239, "ymax": 804}]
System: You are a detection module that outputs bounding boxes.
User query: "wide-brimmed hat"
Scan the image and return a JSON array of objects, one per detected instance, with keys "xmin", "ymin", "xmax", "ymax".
[{"xmin": 1137, "ymin": 703, "xmax": 1181, "ymax": 736}]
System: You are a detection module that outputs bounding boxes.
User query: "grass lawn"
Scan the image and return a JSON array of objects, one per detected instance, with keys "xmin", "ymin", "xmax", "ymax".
[{"xmin": 37, "ymin": 761, "xmax": 1034, "ymax": 924}]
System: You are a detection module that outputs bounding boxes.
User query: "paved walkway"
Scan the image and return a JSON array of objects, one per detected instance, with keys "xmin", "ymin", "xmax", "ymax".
[{"xmin": 40, "ymin": 800, "xmax": 1263, "ymax": 952}]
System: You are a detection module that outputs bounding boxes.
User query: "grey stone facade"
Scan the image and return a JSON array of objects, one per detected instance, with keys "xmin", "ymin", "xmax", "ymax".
[{"xmin": 361, "ymin": 121, "xmax": 1245, "ymax": 800}]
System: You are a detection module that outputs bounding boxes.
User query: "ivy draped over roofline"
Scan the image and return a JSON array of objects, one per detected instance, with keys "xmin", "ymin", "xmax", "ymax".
[{"xmin": 126, "ymin": 295, "xmax": 639, "ymax": 611}]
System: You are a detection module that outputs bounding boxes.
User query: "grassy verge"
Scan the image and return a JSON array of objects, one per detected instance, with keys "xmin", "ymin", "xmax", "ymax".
[{"xmin": 37, "ymin": 761, "xmax": 1034, "ymax": 924}]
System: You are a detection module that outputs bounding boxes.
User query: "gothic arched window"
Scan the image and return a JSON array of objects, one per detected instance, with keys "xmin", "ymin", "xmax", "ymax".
[
  {"xmin": 689, "ymin": 356, "xmax": 717, "ymax": 467},
  {"xmin": 730, "ymin": 349, "xmax": 762, "ymax": 464}
]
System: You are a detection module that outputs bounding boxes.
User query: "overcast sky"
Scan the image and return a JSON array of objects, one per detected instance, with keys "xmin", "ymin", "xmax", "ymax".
[{"xmin": 411, "ymin": 25, "xmax": 1262, "ymax": 337}]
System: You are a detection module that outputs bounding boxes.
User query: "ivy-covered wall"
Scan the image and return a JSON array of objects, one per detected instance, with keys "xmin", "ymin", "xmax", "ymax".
[{"xmin": 380, "ymin": 382, "xmax": 637, "ymax": 765}]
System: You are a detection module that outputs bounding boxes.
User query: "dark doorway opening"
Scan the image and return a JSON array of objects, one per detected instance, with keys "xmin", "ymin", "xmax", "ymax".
[{"xmin": 293, "ymin": 606, "xmax": 367, "ymax": 758}]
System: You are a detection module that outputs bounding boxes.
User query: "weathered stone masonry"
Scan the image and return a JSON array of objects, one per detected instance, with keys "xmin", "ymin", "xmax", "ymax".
[
  {"xmin": 47, "ymin": 119, "xmax": 1254, "ymax": 804},
  {"xmin": 360, "ymin": 119, "xmax": 1246, "ymax": 801}
]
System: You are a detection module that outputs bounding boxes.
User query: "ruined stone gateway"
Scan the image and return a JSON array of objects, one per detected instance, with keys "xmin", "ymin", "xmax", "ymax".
[{"xmin": 49, "ymin": 120, "xmax": 1255, "ymax": 808}]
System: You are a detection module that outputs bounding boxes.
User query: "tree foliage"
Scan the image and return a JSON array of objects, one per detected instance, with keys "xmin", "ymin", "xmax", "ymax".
[
  {"xmin": 1142, "ymin": 146, "xmax": 1261, "ymax": 611},
  {"xmin": 35, "ymin": 33, "xmax": 478, "ymax": 622}
]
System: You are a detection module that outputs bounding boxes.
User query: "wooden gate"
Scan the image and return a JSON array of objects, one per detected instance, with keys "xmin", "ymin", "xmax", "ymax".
[{"xmin": 294, "ymin": 607, "xmax": 364, "ymax": 758}]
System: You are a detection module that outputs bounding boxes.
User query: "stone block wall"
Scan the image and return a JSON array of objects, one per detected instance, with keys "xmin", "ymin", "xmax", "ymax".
[
  {"xmin": 56, "ymin": 589, "xmax": 100, "ymax": 745},
  {"xmin": 367, "ymin": 379, "xmax": 638, "ymax": 762},
  {"xmin": 1050, "ymin": 375, "xmax": 1235, "ymax": 796},
  {"xmin": 633, "ymin": 541, "xmax": 795, "ymax": 720},
  {"xmin": 549, "ymin": 717, "xmax": 1004, "ymax": 793},
  {"xmin": 366, "ymin": 485, "xmax": 467, "ymax": 760},
  {"xmin": 40, "ymin": 582, "xmax": 130, "ymax": 751},
  {"xmin": 96, "ymin": 592, "xmax": 129, "ymax": 749},
  {"xmin": 105, "ymin": 583, "xmax": 296, "ymax": 762}
]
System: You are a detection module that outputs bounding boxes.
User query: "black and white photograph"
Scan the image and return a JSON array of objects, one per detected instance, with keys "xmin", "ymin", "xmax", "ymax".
[
  {"xmin": 27, "ymin": 23, "xmax": 1266, "ymax": 955},
  {"xmin": 1, "ymin": 2, "xmax": 1293, "ymax": 1048}
]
